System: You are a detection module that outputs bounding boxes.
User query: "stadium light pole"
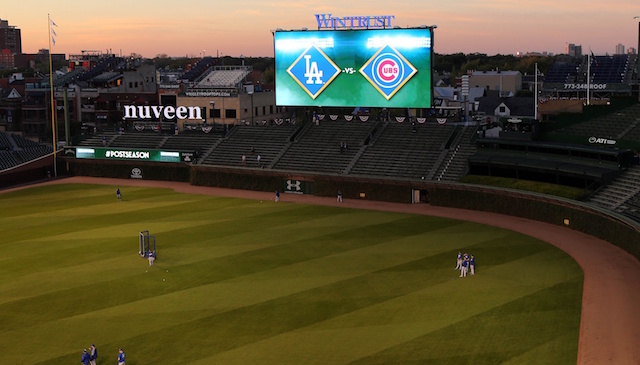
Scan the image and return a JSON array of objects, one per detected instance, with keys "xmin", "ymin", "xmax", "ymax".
[{"xmin": 635, "ymin": 16, "xmax": 640, "ymax": 87}]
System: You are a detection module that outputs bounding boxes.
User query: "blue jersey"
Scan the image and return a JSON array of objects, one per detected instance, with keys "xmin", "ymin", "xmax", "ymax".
[
  {"xmin": 470, "ymin": 258, "xmax": 475, "ymax": 266},
  {"xmin": 118, "ymin": 351, "xmax": 125, "ymax": 363},
  {"xmin": 462, "ymin": 260, "xmax": 468, "ymax": 268}
]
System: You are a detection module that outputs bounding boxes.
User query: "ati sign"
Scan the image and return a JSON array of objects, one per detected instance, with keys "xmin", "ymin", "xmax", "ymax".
[
  {"xmin": 588, "ymin": 136, "xmax": 616, "ymax": 145},
  {"xmin": 123, "ymin": 105, "xmax": 203, "ymax": 120}
]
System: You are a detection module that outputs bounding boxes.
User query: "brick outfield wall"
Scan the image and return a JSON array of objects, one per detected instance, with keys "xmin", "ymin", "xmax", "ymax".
[{"xmin": 43, "ymin": 159, "xmax": 640, "ymax": 262}]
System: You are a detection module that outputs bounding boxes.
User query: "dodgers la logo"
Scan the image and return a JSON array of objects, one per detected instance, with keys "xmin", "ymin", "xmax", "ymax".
[
  {"xmin": 286, "ymin": 45, "xmax": 341, "ymax": 99},
  {"xmin": 360, "ymin": 45, "xmax": 417, "ymax": 100}
]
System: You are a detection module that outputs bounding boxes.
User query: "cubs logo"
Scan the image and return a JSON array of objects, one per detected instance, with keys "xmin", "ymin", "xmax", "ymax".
[{"xmin": 360, "ymin": 45, "xmax": 417, "ymax": 100}]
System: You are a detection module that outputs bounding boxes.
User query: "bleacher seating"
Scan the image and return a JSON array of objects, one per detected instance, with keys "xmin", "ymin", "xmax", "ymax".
[
  {"xmin": 15, "ymin": 145, "xmax": 53, "ymax": 163},
  {"xmin": 433, "ymin": 126, "xmax": 478, "ymax": 181},
  {"xmin": 590, "ymin": 165, "xmax": 640, "ymax": 222},
  {"xmin": 10, "ymin": 133, "xmax": 40, "ymax": 148},
  {"xmin": 78, "ymin": 56, "xmax": 124, "ymax": 82},
  {"xmin": 159, "ymin": 134, "xmax": 221, "ymax": 158},
  {"xmin": 349, "ymin": 123, "xmax": 457, "ymax": 179},
  {"xmin": 197, "ymin": 67, "xmax": 251, "ymax": 88},
  {"xmin": 0, "ymin": 150, "xmax": 19, "ymax": 170},
  {"xmin": 0, "ymin": 131, "xmax": 53, "ymax": 171},
  {"xmin": 179, "ymin": 57, "xmax": 218, "ymax": 82},
  {"xmin": 545, "ymin": 61, "xmax": 581, "ymax": 83},
  {"xmin": 591, "ymin": 55, "xmax": 630, "ymax": 84},
  {"xmin": 53, "ymin": 68, "xmax": 84, "ymax": 87},
  {"xmin": 202, "ymin": 125, "xmax": 297, "ymax": 167},
  {"xmin": 0, "ymin": 131, "xmax": 13, "ymax": 150},
  {"xmin": 109, "ymin": 133, "xmax": 167, "ymax": 149},
  {"xmin": 273, "ymin": 121, "xmax": 377, "ymax": 174},
  {"xmin": 553, "ymin": 103, "xmax": 640, "ymax": 141}
]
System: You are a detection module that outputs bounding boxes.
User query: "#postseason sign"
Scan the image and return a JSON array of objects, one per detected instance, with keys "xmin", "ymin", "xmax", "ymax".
[{"xmin": 274, "ymin": 28, "xmax": 432, "ymax": 108}]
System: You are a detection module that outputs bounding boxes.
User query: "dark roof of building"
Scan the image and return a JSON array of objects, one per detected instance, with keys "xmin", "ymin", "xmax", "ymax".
[{"xmin": 477, "ymin": 95, "xmax": 535, "ymax": 117}]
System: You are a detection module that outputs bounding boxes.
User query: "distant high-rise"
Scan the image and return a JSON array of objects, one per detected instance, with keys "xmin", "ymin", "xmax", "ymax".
[
  {"xmin": 0, "ymin": 19, "xmax": 22, "ymax": 54},
  {"xmin": 564, "ymin": 43, "xmax": 582, "ymax": 57},
  {"xmin": 628, "ymin": 47, "xmax": 637, "ymax": 55},
  {"xmin": 615, "ymin": 43, "xmax": 625, "ymax": 55}
]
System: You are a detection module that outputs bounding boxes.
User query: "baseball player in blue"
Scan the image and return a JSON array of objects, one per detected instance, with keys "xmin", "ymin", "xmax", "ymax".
[
  {"xmin": 470, "ymin": 255, "xmax": 475, "ymax": 275},
  {"xmin": 80, "ymin": 349, "xmax": 90, "ymax": 365},
  {"xmin": 118, "ymin": 348, "xmax": 125, "ymax": 365},
  {"xmin": 116, "ymin": 188, "xmax": 121, "ymax": 201},
  {"xmin": 460, "ymin": 257, "xmax": 468, "ymax": 277},
  {"xmin": 455, "ymin": 252, "xmax": 462, "ymax": 270}
]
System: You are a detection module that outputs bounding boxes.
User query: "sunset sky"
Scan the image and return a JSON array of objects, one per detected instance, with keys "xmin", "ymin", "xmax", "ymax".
[{"xmin": 3, "ymin": 0, "xmax": 640, "ymax": 58}]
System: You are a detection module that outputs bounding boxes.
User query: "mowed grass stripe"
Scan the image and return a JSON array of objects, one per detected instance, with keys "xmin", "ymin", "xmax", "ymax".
[
  {"xmin": 347, "ymin": 278, "xmax": 582, "ymax": 365},
  {"xmin": 0, "ymin": 207, "xmax": 463, "ymax": 330},
  {"xmin": 8, "ymin": 224, "xmax": 491, "ymax": 363},
  {"xmin": 0, "ymin": 185, "xmax": 583, "ymax": 365},
  {"xmin": 184, "ymin": 248, "xmax": 581, "ymax": 365},
  {"xmin": 34, "ymin": 237, "xmax": 578, "ymax": 365}
]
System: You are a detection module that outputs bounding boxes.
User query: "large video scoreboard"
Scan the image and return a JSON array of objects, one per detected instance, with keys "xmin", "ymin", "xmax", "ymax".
[{"xmin": 274, "ymin": 28, "xmax": 433, "ymax": 108}]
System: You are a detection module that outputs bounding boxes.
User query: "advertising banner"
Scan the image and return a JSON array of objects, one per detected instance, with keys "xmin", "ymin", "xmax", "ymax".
[{"xmin": 72, "ymin": 147, "xmax": 182, "ymax": 163}]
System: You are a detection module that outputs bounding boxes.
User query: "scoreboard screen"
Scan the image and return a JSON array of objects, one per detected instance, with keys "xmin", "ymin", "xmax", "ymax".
[{"xmin": 274, "ymin": 28, "xmax": 433, "ymax": 108}]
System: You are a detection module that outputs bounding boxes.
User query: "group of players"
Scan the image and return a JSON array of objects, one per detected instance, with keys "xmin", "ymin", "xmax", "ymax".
[
  {"xmin": 455, "ymin": 252, "xmax": 475, "ymax": 277},
  {"xmin": 80, "ymin": 346, "xmax": 125, "ymax": 365}
]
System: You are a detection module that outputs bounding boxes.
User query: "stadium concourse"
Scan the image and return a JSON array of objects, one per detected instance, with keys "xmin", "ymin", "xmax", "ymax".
[{"xmin": 18, "ymin": 175, "xmax": 639, "ymax": 365}]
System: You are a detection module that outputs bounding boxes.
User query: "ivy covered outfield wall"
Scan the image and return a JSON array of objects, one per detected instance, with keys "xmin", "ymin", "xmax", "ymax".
[
  {"xmin": 429, "ymin": 184, "xmax": 640, "ymax": 261},
  {"xmin": 190, "ymin": 166, "xmax": 417, "ymax": 203},
  {"xmin": 65, "ymin": 160, "xmax": 640, "ymax": 261},
  {"xmin": 67, "ymin": 159, "xmax": 190, "ymax": 182}
]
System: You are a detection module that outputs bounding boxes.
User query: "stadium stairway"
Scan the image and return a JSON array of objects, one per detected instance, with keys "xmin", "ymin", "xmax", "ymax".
[
  {"xmin": 432, "ymin": 126, "xmax": 478, "ymax": 181},
  {"xmin": 589, "ymin": 166, "xmax": 640, "ymax": 211}
]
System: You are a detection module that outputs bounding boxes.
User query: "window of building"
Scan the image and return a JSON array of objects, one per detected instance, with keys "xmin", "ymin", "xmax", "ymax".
[{"xmin": 226, "ymin": 109, "xmax": 237, "ymax": 118}]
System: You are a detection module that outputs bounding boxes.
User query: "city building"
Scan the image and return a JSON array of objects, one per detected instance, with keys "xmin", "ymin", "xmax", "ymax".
[
  {"xmin": 616, "ymin": 43, "xmax": 626, "ymax": 55},
  {"xmin": 565, "ymin": 43, "xmax": 582, "ymax": 58},
  {"xmin": 0, "ymin": 19, "xmax": 21, "ymax": 69},
  {"xmin": 468, "ymin": 70, "xmax": 522, "ymax": 96}
]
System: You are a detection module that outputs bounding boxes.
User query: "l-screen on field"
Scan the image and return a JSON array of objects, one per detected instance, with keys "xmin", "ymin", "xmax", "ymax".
[{"xmin": 0, "ymin": 184, "xmax": 582, "ymax": 365}]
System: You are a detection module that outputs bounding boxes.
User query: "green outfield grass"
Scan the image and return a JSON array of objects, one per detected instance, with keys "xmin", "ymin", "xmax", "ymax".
[{"xmin": 0, "ymin": 184, "xmax": 582, "ymax": 365}]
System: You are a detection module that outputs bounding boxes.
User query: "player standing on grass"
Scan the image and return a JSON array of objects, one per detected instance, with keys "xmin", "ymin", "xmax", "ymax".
[
  {"xmin": 460, "ymin": 256, "xmax": 468, "ymax": 277},
  {"xmin": 89, "ymin": 344, "xmax": 97, "ymax": 365},
  {"xmin": 80, "ymin": 349, "xmax": 90, "ymax": 365},
  {"xmin": 455, "ymin": 252, "xmax": 462, "ymax": 270},
  {"xmin": 116, "ymin": 188, "xmax": 121, "ymax": 201},
  {"xmin": 117, "ymin": 348, "xmax": 125, "ymax": 365},
  {"xmin": 470, "ymin": 255, "xmax": 475, "ymax": 275}
]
